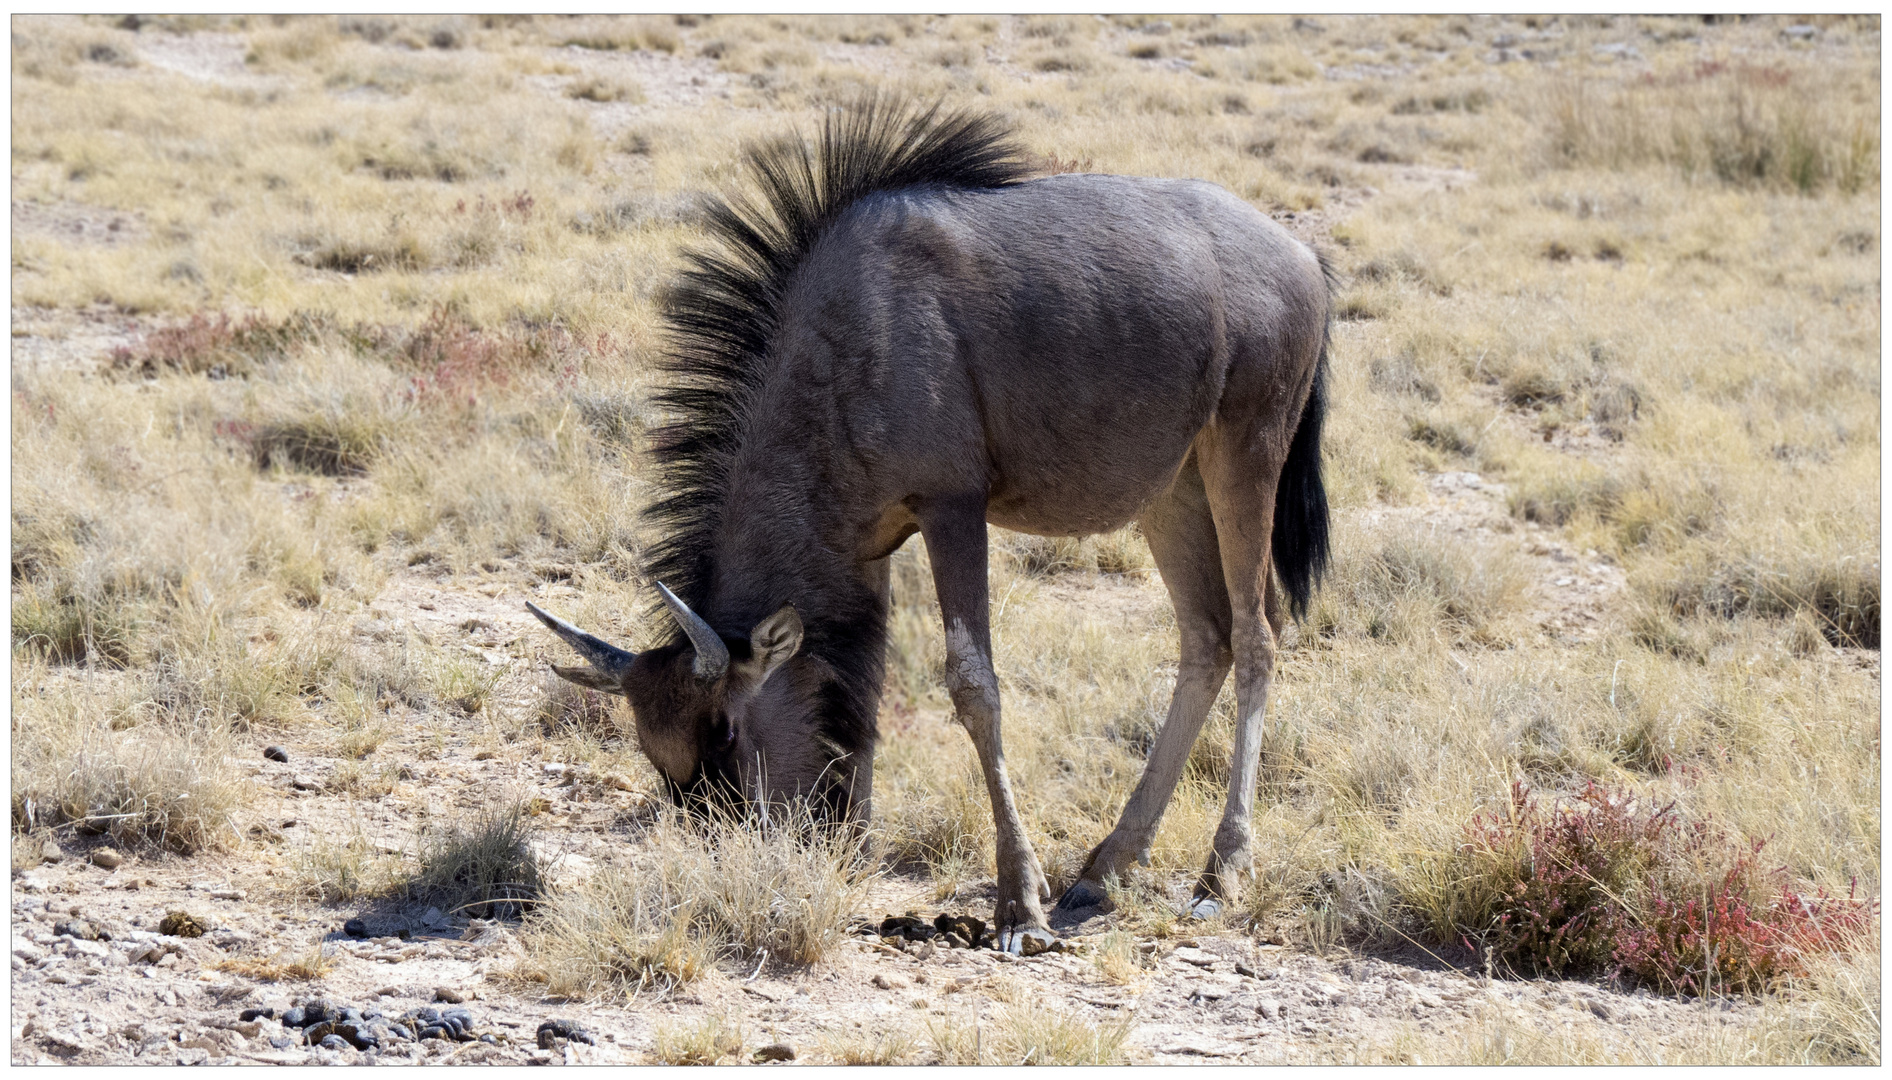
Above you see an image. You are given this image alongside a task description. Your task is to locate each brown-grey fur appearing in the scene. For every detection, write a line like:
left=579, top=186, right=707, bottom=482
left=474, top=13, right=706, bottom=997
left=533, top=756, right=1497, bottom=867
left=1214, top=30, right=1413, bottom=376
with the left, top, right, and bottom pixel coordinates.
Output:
left=528, top=98, right=1333, bottom=948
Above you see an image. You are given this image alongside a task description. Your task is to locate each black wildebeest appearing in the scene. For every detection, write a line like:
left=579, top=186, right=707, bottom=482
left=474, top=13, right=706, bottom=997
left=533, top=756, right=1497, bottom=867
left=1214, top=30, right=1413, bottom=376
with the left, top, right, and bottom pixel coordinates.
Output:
left=528, top=96, right=1331, bottom=951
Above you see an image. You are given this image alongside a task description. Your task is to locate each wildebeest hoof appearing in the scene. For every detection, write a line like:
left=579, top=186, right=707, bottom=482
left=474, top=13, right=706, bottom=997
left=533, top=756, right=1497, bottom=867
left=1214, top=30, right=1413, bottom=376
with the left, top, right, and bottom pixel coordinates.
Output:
left=997, top=925, right=1057, bottom=955
left=1054, top=878, right=1110, bottom=912
left=1184, top=895, right=1223, bottom=920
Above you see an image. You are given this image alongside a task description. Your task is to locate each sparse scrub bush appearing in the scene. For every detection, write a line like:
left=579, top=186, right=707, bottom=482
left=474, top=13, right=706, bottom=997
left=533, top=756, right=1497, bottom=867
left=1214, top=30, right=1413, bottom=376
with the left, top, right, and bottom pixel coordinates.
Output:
left=1542, top=61, right=1880, bottom=194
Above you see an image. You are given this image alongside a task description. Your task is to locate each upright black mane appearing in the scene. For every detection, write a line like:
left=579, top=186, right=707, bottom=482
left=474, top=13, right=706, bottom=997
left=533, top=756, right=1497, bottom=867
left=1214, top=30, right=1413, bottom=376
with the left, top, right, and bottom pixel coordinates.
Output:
left=642, top=95, right=1032, bottom=625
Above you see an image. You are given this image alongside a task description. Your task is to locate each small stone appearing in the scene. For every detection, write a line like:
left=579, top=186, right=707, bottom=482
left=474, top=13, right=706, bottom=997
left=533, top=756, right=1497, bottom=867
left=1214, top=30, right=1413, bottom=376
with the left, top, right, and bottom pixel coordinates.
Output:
left=158, top=911, right=207, bottom=938
left=318, top=1034, right=351, bottom=1052
left=752, top=1042, right=796, bottom=1063
left=872, top=973, right=905, bottom=990
left=291, top=776, right=319, bottom=791
left=280, top=1007, right=307, bottom=1029
left=239, top=1008, right=275, bottom=1023
left=944, top=932, right=970, bottom=949
left=422, top=907, right=444, bottom=927
left=419, top=1026, right=450, bottom=1042
left=211, top=889, right=245, bottom=901
left=263, top=746, right=290, bottom=763
left=53, top=919, right=99, bottom=941
left=1173, top=946, right=1217, bottom=968
left=343, top=919, right=369, bottom=939
left=433, top=987, right=465, bottom=1004
left=1257, top=999, right=1282, bottom=1020
left=40, top=841, right=64, bottom=863
left=89, top=848, right=124, bottom=870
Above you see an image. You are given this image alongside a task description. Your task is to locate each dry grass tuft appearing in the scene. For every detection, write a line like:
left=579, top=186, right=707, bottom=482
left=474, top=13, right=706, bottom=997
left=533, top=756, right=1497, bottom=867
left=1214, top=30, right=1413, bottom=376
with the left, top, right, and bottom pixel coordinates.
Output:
left=409, top=799, right=544, bottom=919
left=11, top=665, right=244, bottom=854
left=650, top=1014, right=746, bottom=1065
left=214, top=941, right=340, bottom=983
left=926, top=999, right=1139, bottom=1065
left=819, top=1027, right=921, bottom=1065
left=517, top=803, right=875, bottom=999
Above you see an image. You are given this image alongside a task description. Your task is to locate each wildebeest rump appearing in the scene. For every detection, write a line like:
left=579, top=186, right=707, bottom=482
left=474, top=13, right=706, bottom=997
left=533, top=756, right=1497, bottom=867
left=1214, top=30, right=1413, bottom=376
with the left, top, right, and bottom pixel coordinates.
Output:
left=527, top=96, right=1333, bottom=949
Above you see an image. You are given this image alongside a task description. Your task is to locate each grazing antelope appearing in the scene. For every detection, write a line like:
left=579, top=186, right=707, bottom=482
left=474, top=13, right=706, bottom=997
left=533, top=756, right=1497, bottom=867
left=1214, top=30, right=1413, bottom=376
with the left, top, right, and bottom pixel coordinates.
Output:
left=529, top=96, right=1332, bottom=951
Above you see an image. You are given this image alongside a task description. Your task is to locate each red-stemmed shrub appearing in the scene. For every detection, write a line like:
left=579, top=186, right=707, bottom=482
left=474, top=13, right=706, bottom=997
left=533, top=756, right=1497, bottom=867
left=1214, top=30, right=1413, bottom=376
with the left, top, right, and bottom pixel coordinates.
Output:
left=1457, top=781, right=1875, bottom=995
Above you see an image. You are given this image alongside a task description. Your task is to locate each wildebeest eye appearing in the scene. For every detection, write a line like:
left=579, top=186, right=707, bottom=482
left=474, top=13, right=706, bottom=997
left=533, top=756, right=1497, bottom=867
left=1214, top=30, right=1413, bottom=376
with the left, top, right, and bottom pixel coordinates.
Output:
left=714, top=713, right=736, bottom=751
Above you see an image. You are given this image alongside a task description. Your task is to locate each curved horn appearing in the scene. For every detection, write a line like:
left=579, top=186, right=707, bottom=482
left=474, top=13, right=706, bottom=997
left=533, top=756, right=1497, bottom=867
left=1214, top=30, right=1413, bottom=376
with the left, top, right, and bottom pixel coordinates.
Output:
left=655, top=581, right=730, bottom=682
left=525, top=602, right=636, bottom=693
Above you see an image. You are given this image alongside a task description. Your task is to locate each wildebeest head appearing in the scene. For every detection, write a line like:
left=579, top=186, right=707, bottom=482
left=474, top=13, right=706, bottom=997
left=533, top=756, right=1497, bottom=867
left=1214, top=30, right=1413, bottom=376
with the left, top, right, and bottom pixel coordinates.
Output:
left=525, top=588, right=834, bottom=814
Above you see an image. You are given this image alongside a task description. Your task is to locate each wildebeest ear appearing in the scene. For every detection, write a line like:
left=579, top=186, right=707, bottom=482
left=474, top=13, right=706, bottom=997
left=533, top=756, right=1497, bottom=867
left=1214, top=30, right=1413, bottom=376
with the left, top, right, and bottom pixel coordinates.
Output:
left=739, top=604, right=803, bottom=686
left=550, top=663, right=628, bottom=697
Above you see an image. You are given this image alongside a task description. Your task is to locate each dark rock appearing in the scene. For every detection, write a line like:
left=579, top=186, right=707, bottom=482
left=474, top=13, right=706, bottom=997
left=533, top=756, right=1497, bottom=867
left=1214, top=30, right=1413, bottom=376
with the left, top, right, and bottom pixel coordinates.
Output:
left=752, top=1042, right=796, bottom=1062
left=263, top=746, right=290, bottom=763
left=410, top=1007, right=441, bottom=1027
left=269, top=1036, right=296, bottom=1050
left=239, top=1008, right=276, bottom=1022
left=945, top=932, right=971, bottom=950
left=434, top=986, right=466, bottom=1004
left=362, top=1010, right=384, bottom=1023
left=318, top=1034, right=351, bottom=1052
left=342, top=919, right=369, bottom=938
left=480, top=1033, right=498, bottom=1045
left=387, top=1024, right=414, bottom=1042
left=339, top=1008, right=364, bottom=1025
left=419, top=1026, right=449, bottom=1041
left=280, top=1007, right=307, bottom=1029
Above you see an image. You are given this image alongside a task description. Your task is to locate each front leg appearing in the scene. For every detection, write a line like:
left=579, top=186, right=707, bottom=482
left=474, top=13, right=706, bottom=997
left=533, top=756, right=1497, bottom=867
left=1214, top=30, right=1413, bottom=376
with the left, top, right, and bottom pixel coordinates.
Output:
left=918, top=495, right=1053, bottom=952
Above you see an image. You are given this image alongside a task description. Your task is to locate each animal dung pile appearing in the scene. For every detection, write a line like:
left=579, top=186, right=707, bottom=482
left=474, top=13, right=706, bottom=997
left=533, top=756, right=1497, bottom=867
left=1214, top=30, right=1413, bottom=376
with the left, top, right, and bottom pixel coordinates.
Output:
left=243, top=999, right=502, bottom=1052
left=157, top=911, right=208, bottom=938
left=875, top=912, right=984, bottom=949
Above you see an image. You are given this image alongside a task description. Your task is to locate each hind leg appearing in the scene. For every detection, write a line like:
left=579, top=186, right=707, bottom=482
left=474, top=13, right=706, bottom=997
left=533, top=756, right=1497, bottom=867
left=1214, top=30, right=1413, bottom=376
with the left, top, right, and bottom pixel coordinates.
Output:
left=1183, top=430, right=1286, bottom=917
left=1058, top=458, right=1233, bottom=910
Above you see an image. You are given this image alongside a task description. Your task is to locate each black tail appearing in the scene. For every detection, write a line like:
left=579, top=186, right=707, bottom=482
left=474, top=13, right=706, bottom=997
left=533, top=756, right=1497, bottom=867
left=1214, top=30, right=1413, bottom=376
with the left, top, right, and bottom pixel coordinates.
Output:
left=1272, top=329, right=1332, bottom=621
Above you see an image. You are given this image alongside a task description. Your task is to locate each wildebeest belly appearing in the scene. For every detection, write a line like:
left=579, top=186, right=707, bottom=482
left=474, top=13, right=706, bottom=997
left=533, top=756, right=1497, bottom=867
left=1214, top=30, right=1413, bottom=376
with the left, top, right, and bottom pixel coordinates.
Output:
left=979, top=374, right=1209, bottom=537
